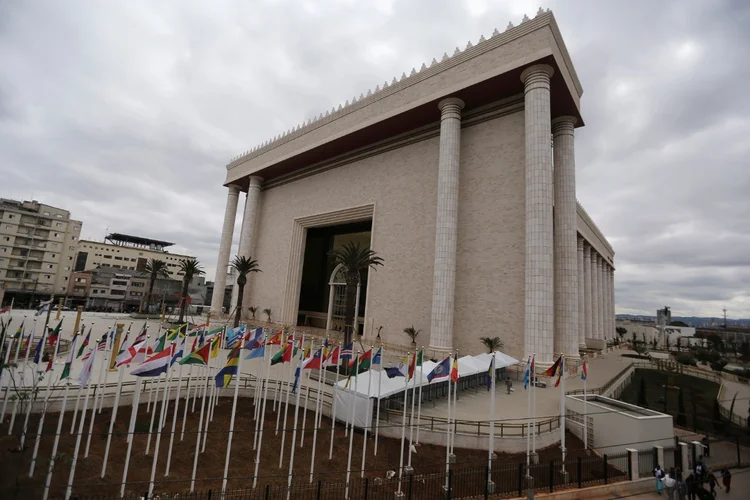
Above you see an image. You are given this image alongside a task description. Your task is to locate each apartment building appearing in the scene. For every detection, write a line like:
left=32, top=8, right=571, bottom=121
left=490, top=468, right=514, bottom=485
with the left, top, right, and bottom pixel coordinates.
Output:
left=74, top=233, right=195, bottom=281
left=0, top=199, right=83, bottom=305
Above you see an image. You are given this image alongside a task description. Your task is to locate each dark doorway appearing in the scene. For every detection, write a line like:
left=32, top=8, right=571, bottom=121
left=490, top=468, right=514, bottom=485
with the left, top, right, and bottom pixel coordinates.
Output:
left=297, top=220, right=372, bottom=329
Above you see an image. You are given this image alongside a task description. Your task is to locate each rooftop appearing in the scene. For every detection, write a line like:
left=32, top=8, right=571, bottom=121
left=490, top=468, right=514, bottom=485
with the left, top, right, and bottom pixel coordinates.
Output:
left=104, top=233, right=174, bottom=250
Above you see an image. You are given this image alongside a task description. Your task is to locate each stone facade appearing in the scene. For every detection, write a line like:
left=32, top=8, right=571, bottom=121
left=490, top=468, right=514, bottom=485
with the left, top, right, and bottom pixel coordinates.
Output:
left=213, top=10, right=616, bottom=362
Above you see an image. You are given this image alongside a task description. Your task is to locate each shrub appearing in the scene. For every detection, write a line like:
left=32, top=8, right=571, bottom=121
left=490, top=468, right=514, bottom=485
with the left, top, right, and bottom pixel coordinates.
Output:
left=676, top=353, right=697, bottom=366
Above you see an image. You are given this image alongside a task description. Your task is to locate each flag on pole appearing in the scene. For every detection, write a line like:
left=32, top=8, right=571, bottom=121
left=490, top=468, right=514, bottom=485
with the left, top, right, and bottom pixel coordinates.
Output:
left=426, top=357, right=450, bottom=382
left=271, top=343, right=294, bottom=365
left=33, top=334, right=45, bottom=364
left=0, top=305, right=10, bottom=314
left=167, top=324, right=187, bottom=341
left=450, top=358, right=459, bottom=382
left=61, top=336, right=78, bottom=380
left=47, top=320, right=63, bottom=346
left=117, top=339, right=147, bottom=367
left=349, top=348, right=372, bottom=369
left=210, top=336, right=221, bottom=358
left=580, top=359, right=588, bottom=381
left=13, top=321, right=24, bottom=339
left=292, top=355, right=303, bottom=393
left=153, top=332, right=167, bottom=353
left=408, top=350, right=422, bottom=380
left=171, top=337, right=186, bottom=366
left=523, top=356, right=532, bottom=389
left=373, top=347, right=382, bottom=365
left=180, top=342, right=211, bottom=365
left=79, top=347, right=96, bottom=386
left=340, top=343, right=353, bottom=360
left=302, top=348, right=323, bottom=370
left=267, top=330, right=283, bottom=345
left=554, top=356, right=564, bottom=388
left=35, top=300, right=52, bottom=317
left=543, top=355, right=562, bottom=378
left=95, top=336, right=107, bottom=351
left=245, top=344, right=265, bottom=360
left=77, top=328, right=91, bottom=358
left=215, top=344, right=241, bottom=388
left=385, top=357, right=409, bottom=378
left=486, top=359, right=494, bottom=390
left=323, top=346, right=340, bottom=367
left=344, top=355, right=358, bottom=389
left=131, top=344, right=175, bottom=377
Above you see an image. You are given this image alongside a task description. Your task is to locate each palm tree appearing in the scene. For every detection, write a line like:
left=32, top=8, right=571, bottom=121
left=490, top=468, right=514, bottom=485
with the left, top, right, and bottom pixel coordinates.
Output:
left=248, top=306, right=258, bottom=320
left=328, top=242, right=384, bottom=347
left=480, top=336, right=504, bottom=353
left=230, top=256, right=261, bottom=328
left=144, top=259, right=169, bottom=313
left=403, top=326, right=421, bottom=346
left=177, top=259, right=205, bottom=324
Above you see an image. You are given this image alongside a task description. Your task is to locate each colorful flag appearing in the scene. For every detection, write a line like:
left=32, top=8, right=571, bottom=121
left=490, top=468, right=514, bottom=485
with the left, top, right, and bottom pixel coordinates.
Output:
left=554, top=357, right=564, bottom=388
left=544, top=356, right=562, bottom=378
left=372, top=347, right=382, bottom=366
left=267, top=330, right=283, bottom=345
left=344, top=355, right=358, bottom=389
left=115, top=329, right=133, bottom=367
left=153, top=332, right=167, bottom=353
left=341, top=343, right=353, bottom=360
left=245, top=344, right=265, bottom=360
left=180, top=342, right=211, bottom=366
left=171, top=337, right=186, bottom=366
left=0, top=305, right=10, bottom=314
left=408, top=350, right=422, bottom=380
left=131, top=344, right=175, bottom=377
left=210, top=336, right=221, bottom=359
left=77, top=328, right=91, bottom=358
left=292, top=350, right=304, bottom=394
left=486, top=358, right=494, bottom=391
left=426, top=357, right=450, bottom=382
left=385, top=356, right=409, bottom=378
left=215, top=344, right=241, bottom=388
left=581, top=359, right=588, bottom=381
left=96, top=336, right=107, bottom=351
left=13, top=322, right=24, bottom=339
left=323, top=346, right=340, bottom=367
left=79, top=347, right=96, bottom=386
left=302, top=348, right=323, bottom=370
left=450, top=358, right=459, bottom=383
left=349, top=348, right=372, bottom=369
left=47, top=320, right=62, bottom=346
left=33, top=334, right=45, bottom=364
left=523, top=355, right=532, bottom=390
left=117, top=339, right=147, bottom=367
left=271, top=343, right=293, bottom=365
left=35, top=300, right=52, bottom=317
left=60, top=335, right=78, bottom=380
left=167, top=324, right=187, bottom=341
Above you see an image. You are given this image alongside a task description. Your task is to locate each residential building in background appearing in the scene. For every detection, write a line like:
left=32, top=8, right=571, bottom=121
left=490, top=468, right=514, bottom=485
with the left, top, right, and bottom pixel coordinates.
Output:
left=0, top=198, right=82, bottom=306
left=74, top=233, right=195, bottom=280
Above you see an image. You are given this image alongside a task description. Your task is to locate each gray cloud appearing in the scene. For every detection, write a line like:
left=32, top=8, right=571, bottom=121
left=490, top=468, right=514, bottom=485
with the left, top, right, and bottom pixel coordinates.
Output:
left=1, top=0, right=748, bottom=318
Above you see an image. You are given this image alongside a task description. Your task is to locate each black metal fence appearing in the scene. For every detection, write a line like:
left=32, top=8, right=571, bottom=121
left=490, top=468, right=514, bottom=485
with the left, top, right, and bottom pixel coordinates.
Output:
left=31, top=452, right=633, bottom=500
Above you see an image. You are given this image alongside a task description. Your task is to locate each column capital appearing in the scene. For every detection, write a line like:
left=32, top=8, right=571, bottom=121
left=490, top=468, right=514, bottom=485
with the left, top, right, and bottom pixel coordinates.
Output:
left=247, top=176, right=263, bottom=190
left=552, top=115, right=577, bottom=135
left=438, top=97, right=465, bottom=116
left=520, top=64, right=555, bottom=85
left=226, top=184, right=242, bottom=195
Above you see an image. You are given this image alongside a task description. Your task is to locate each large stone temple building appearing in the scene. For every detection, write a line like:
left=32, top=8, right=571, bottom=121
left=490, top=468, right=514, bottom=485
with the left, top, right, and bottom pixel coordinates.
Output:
left=211, top=10, right=615, bottom=365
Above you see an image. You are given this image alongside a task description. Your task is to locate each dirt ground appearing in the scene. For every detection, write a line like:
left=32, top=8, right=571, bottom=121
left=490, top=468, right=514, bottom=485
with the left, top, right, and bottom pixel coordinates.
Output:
left=0, top=396, right=587, bottom=498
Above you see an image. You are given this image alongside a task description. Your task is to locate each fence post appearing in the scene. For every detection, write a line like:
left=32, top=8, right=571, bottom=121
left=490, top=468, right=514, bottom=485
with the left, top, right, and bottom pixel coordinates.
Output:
left=577, top=457, right=582, bottom=488
left=549, top=460, right=554, bottom=493
left=627, top=448, right=639, bottom=480
left=517, top=462, right=524, bottom=497
left=603, top=455, right=609, bottom=485
left=484, top=464, right=489, bottom=500
left=316, top=480, right=322, bottom=500
left=207, top=489, right=212, bottom=500
left=265, top=484, right=270, bottom=500
left=408, top=473, right=413, bottom=500
left=654, top=445, right=664, bottom=471
left=448, top=469, right=453, bottom=500
left=679, top=442, right=689, bottom=472
left=364, top=477, right=369, bottom=500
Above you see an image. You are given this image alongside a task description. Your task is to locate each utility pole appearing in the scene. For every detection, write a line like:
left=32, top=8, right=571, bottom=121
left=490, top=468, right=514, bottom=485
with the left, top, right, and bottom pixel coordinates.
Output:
left=723, top=308, right=728, bottom=329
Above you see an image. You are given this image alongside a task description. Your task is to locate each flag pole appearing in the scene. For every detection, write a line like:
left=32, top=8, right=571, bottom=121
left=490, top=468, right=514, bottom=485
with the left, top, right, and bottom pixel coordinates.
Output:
left=181, top=365, right=193, bottom=441
left=275, top=333, right=289, bottom=435
left=29, top=322, right=66, bottom=477
left=201, top=337, right=218, bottom=453
left=444, top=352, right=453, bottom=492
left=120, top=376, right=142, bottom=497
left=300, top=344, right=312, bottom=447
left=101, top=322, right=132, bottom=476
left=19, top=319, right=50, bottom=450
left=221, top=331, right=245, bottom=495
left=374, top=345, right=383, bottom=456
left=190, top=363, right=209, bottom=492
left=532, top=353, right=537, bottom=454
left=85, top=332, right=113, bottom=457
left=64, top=347, right=96, bottom=500
left=42, top=379, right=69, bottom=500
left=451, top=349, right=458, bottom=456
left=1, top=315, right=25, bottom=422
left=286, top=344, right=306, bottom=500
left=279, top=333, right=302, bottom=468
left=145, top=371, right=164, bottom=455
left=415, top=349, right=425, bottom=446
left=344, top=352, right=360, bottom=500
left=69, top=322, right=91, bottom=434
left=9, top=318, right=37, bottom=435
left=560, top=355, right=567, bottom=476
left=361, top=345, right=374, bottom=477
left=488, top=354, right=496, bottom=486
left=253, top=331, right=269, bottom=450
left=526, top=354, right=533, bottom=473
left=328, top=342, right=342, bottom=460
left=398, top=352, right=411, bottom=496
left=309, top=341, right=326, bottom=482
left=407, top=347, right=420, bottom=469
left=165, top=340, right=186, bottom=476
left=147, top=342, right=175, bottom=498
left=94, top=321, right=116, bottom=414
left=252, top=331, right=273, bottom=489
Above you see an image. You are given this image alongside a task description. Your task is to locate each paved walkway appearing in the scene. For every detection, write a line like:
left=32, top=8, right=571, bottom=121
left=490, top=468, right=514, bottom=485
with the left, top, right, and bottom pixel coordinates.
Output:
left=621, top=468, right=749, bottom=500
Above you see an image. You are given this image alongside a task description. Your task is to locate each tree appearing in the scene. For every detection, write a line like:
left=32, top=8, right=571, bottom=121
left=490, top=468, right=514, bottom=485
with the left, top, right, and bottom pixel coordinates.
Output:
left=177, top=259, right=205, bottom=324
left=403, top=326, right=421, bottom=346
left=230, top=256, right=261, bottom=328
left=676, top=388, right=686, bottom=426
left=248, top=306, right=258, bottom=320
left=633, top=341, right=649, bottom=358
left=144, top=259, right=169, bottom=312
left=670, top=320, right=689, bottom=327
left=480, top=336, right=503, bottom=353
left=262, top=308, right=272, bottom=322
left=328, top=242, right=384, bottom=347
left=637, top=377, right=648, bottom=407
left=616, top=327, right=627, bottom=342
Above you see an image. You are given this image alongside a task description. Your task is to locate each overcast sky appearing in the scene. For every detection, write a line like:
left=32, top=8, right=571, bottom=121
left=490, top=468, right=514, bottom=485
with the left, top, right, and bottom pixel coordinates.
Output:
left=1, top=0, right=748, bottom=319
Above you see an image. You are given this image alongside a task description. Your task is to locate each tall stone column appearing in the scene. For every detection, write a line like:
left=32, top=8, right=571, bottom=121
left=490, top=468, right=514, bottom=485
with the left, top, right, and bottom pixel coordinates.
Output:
left=610, top=266, right=616, bottom=337
left=230, top=176, right=263, bottom=312
left=596, top=255, right=605, bottom=340
left=210, top=184, right=241, bottom=314
left=590, top=252, right=600, bottom=339
left=583, top=243, right=592, bottom=343
left=428, top=97, right=464, bottom=351
left=520, top=64, right=555, bottom=364
left=577, top=238, right=586, bottom=349
left=605, top=264, right=612, bottom=339
left=553, top=116, right=579, bottom=358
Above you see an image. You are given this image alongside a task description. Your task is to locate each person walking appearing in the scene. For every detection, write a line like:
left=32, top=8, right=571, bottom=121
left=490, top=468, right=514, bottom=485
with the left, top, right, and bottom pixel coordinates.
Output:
left=665, top=468, right=677, bottom=500
left=676, top=473, right=688, bottom=500
left=686, top=473, right=698, bottom=500
left=505, top=377, right=512, bottom=394
left=706, top=471, right=719, bottom=497
left=655, top=464, right=666, bottom=495
left=721, top=468, right=731, bottom=494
